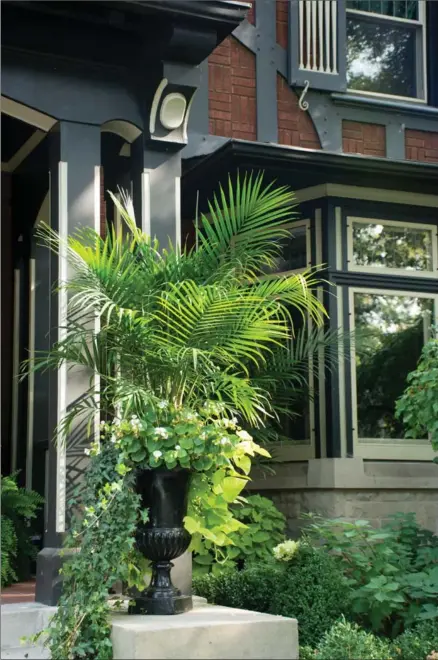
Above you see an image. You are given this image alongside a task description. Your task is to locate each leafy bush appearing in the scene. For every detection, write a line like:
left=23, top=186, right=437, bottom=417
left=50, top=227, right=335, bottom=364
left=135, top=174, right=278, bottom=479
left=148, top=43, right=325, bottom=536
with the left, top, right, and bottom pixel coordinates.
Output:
left=269, top=544, right=351, bottom=647
left=1, top=473, right=43, bottom=587
left=194, top=543, right=350, bottom=648
left=313, top=617, right=392, bottom=660
left=303, top=512, right=438, bottom=636
left=396, top=337, right=438, bottom=460
left=392, top=619, right=438, bottom=660
left=193, top=563, right=284, bottom=613
left=193, top=494, right=286, bottom=575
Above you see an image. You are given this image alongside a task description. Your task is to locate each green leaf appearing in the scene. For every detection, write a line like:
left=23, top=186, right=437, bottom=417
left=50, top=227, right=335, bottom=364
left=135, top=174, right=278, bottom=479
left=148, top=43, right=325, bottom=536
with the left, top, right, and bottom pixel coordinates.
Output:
left=222, top=476, right=247, bottom=503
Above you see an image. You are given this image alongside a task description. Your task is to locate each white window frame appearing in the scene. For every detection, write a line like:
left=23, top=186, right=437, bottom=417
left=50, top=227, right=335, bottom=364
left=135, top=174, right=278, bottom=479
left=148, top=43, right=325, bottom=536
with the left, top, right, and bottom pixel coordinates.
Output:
left=347, top=217, right=438, bottom=278
left=346, top=2, right=427, bottom=103
left=349, top=286, right=438, bottom=461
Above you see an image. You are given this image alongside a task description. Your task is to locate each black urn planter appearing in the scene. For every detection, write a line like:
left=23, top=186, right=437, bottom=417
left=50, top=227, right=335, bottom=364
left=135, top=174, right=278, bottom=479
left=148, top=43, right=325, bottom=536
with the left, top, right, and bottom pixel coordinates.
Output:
left=128, top=467, right=193, bottom=615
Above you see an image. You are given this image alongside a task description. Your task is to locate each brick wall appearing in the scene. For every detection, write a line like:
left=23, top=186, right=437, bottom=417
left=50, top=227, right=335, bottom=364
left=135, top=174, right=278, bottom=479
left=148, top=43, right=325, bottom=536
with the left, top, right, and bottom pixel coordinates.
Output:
left=405, top=129, right=438, bottom=163
left=208, top=37, right=256, bottom=140
left=277, top=75, right=321, bottom=149
left=276, top=0, right=288, bottom=48
left=342, top=120, right=386, bottom=157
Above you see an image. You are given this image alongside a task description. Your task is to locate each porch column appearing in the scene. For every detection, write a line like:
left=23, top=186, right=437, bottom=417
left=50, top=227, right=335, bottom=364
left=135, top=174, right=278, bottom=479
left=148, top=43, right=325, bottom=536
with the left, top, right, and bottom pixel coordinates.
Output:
left=35, top=121, right=101, bottom=605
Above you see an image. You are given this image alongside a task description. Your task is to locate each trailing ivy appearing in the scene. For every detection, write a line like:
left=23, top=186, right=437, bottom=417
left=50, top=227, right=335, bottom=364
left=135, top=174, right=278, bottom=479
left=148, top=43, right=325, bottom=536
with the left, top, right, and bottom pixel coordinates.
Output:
left=31, top=443, right=143, bottom=660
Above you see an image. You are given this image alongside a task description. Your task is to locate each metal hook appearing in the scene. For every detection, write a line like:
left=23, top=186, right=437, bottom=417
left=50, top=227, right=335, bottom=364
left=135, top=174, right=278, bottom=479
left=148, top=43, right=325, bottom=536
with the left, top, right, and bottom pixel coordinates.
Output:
left=298, top=81, right=310, bottom=111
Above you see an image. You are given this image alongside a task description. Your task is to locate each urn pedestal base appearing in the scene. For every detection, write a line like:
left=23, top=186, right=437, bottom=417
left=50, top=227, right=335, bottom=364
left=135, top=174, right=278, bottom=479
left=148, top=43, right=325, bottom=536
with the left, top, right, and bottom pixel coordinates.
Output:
left=128, top=593, right=193, bottom=616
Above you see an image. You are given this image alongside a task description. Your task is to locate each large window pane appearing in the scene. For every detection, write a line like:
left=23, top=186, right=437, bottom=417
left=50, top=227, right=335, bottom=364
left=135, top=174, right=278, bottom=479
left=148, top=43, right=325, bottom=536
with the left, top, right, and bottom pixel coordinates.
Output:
left=352, top=221, right=434, bottom=273
left=353, top=292, right=434, bottom=441
left=347, top=16, right=416, bottom=97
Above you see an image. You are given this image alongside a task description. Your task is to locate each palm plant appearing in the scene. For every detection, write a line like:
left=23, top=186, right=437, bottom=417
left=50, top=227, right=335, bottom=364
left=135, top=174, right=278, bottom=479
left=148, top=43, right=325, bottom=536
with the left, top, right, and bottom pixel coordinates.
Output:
left=29, top=172, right=330, bottom=441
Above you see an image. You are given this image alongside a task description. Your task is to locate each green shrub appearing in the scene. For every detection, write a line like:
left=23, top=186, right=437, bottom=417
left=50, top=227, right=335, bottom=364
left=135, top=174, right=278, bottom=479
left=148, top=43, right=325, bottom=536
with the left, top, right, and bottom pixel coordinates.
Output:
left=303, top=512, right=438, bottom=636
left=193, top=494, right=285, bottom=575
left=392, top=620, right=438, bottom=660
left=193, top=563, right=284, bottom=613
left=269, top=544, right=351, bottom=647
left=1, top=473, right=43, bottom=587
left=314, top=617, right=392, bottom=660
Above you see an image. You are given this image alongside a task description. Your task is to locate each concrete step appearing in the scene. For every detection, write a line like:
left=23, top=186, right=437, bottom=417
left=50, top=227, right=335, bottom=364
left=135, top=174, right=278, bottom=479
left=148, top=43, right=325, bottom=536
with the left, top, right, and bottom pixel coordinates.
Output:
left=1, top=603, right=55, bottom=654
left=1, top=645, right=50, bottom=659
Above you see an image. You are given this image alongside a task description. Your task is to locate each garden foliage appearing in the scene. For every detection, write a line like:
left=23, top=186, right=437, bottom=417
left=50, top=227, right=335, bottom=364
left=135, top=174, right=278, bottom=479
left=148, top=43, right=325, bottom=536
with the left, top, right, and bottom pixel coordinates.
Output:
left=1, top=473, right=43, bottom=587
left=303, top=512, right=438, bottom=636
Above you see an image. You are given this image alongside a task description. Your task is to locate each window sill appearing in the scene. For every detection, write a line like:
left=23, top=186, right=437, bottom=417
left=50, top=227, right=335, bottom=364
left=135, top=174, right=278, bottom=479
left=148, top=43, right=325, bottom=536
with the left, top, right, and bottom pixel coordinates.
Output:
left=331, top=92, right=438, bottom=118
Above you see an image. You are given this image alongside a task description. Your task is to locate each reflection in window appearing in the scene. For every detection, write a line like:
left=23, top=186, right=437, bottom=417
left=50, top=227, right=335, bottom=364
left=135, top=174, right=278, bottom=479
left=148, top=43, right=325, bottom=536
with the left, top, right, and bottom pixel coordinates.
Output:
left=347, top=1, right=418, bottom=20
left=352, top=221, right=434, bottom=272
left=347, top=16, right=416, bottom=97
left=354, top=292, right=433, bottom=441
left=263, top=225, right=308, bottom=275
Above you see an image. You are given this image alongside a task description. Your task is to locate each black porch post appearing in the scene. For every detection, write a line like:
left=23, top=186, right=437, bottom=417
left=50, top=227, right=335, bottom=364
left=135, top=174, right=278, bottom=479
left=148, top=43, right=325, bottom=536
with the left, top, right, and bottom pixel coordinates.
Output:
left=36, top=121, right=101, bottom=605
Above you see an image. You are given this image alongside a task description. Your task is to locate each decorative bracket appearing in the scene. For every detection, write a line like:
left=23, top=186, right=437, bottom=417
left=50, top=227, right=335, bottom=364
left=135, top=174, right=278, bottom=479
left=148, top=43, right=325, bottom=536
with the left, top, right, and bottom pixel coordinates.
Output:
left=298, top=81, right=310, bottom=112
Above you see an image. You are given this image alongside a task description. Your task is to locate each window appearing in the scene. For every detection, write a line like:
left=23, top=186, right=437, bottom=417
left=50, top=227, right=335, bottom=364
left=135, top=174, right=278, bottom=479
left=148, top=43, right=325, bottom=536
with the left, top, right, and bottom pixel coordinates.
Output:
left=346, top=0, right=427, bottom=100
left=347, top=218, right=438, bottom=277
left=261, top=222, right=310, bottom=276
left=350, top=288, right=437, bottom=460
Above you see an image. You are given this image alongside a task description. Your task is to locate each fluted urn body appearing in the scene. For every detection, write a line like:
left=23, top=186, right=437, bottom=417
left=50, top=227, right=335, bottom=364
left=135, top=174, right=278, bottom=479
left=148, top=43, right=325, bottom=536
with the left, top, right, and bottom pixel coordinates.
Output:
left=128, top=468, right=192, bottom=615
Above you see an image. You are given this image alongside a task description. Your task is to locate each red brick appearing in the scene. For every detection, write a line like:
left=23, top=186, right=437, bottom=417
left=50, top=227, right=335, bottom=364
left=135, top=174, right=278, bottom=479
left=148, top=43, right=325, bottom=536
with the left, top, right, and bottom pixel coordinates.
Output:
left=247, top=2, right=255, bottom=24
left=209, top=36, right=257, bottom=140
left=342, top=120, right=386, bottom=157
left=277, top=74, right=321, bottom=149
left=276, top=0, right=288, bottom=48
left=405, top=129, right=438, bottom=162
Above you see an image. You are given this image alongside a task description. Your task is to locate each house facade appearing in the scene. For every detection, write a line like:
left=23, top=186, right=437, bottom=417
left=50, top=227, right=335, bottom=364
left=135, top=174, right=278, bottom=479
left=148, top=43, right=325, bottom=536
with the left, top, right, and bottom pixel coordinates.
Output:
left=1, top=0, right=437, bottom=605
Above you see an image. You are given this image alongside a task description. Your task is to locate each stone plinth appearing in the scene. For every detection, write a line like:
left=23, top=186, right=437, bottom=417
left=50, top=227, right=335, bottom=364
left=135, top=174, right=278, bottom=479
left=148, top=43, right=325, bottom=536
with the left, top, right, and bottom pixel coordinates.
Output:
left=111, top=604, right=298, bottom=660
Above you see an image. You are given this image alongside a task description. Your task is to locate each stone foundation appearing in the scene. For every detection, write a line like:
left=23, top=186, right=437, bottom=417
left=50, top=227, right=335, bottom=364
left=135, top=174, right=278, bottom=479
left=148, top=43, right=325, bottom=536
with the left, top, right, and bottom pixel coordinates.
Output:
left=249, top=458, right=438, bottom=536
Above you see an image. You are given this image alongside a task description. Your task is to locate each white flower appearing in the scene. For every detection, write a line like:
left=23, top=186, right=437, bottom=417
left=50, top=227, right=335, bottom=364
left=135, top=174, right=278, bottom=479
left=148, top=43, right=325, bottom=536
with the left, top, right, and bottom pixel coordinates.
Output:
left=273, top=540, right=300, bottom=562
left=220, top=437, right=230, bottom=446
left=100, top=421, right=106, bottom=428
left=110, top=434, right=117, bottom=444
left=113, top=418, right=121, bottom=427
left=84, top=448, right=91, bottom=456
left=130, top=415, right=139, bottom=421
left=153, top=450, right=163, bottom=459
left=236, top=430, right=252, bottom=442
left=157, top=400, right=168, bottom=410
left=175, top=445, right=181, bottom=451
left=154, top=427, right=168, bottom=439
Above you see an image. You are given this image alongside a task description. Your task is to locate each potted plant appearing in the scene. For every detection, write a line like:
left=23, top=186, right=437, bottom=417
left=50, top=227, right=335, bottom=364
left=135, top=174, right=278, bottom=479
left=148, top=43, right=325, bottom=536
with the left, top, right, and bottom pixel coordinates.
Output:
left=32, top=173, right=328, bottom=618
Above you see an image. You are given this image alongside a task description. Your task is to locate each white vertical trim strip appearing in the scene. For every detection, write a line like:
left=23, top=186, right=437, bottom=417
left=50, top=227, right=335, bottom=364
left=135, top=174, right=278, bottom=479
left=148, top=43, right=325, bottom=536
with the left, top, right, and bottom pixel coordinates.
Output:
left=141, top=170, right=151, bottom=236
left=325, top=1, right=331, bottom=72
left=331, top=0, right=337, bottom=74
left=335, top=207, right=342, bottom=270
left=26, top=259, right=36, bottom=490
left=312, top=0, right=317, bottom=71
left=337, top=286, right=347, bottom=457
left=299, top=1, right=304, bottom=69
left=318, top=1, right=324, bottom=71
left=175, top=176, right=181, bottom=249
left=306, top=1, right=311, bottom=70
left=11, top=268, right=21, bottom=473
left=56, top=161, right=68, bottom=534
left=93, top=166, right=101, bottom=446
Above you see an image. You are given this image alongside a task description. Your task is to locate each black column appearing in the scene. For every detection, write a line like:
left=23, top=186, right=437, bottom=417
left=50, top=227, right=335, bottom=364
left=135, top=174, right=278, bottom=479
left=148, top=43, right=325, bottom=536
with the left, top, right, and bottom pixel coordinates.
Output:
left=36, top=121, right=101, bottom=605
